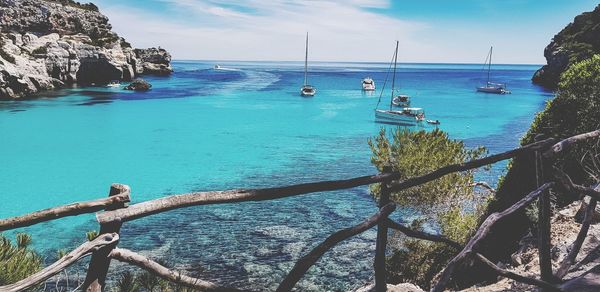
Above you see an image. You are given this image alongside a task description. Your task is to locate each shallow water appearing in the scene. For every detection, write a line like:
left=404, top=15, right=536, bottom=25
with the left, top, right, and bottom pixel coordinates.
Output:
left=0, top=61, right=552, bottom=291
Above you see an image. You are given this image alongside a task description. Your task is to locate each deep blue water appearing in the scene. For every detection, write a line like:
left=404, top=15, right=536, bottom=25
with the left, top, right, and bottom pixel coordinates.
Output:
left=0, top=61, right=553, bottom=291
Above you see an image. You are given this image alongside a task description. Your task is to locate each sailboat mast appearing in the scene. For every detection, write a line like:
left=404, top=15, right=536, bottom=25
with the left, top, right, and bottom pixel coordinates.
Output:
left=487, top=46, right=493, bottom=85
left=389, top=40, right=399, bottom=110
left=304, top=32, right=309, bottom=86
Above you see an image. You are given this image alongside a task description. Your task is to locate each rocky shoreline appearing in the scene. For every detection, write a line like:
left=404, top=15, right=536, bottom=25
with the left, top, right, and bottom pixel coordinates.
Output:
left=0, top=0, right=172, bottom=100
left=532, top=4, right=600, bottom=89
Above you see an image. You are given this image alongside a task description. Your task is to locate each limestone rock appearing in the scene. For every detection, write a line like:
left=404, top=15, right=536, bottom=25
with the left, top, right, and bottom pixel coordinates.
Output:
left=532, top=4, right=600, bottom=88
left=124, top=78, right=151, bottom=91
left=354, top=283, right=425, bottom=292
left=134, top=47, right=173, bottom=75
left=0, top=0, right=172, bottom=100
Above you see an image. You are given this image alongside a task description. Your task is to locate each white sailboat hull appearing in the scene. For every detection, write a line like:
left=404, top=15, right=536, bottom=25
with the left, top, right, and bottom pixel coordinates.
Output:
left=375, top=109, right=424, bottom=125
left=362, top=84, right=375, bottom=91
left=301, top=85, right=316, bottom=96
left=476, top=86, right=510, bottom=94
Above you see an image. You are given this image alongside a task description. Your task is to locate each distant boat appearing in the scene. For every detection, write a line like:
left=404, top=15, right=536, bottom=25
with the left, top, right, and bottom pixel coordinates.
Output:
left=106, top=80, right=120, bottom=87
left=374, top=41, right=425, bottom=125
left=476, top=46, right=511, bottom=94
left=362, top=77, right=375, bottom=91
left=392, top=94, right=410, bottom=107
left=300, top=32, right=316, bottom=97
left=214, top=64, right=222, bottom=70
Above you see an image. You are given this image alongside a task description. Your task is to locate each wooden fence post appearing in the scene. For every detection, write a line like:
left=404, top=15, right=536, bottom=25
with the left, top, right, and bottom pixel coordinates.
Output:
left=535, top=135, right=553, bottom=284
left=374, top=171, right=391, bottom=292
left=82, top=183, right=130, bottom=292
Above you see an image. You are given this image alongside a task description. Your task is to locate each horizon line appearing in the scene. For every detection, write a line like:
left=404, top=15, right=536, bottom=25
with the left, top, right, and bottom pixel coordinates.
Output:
left=171, top=59, right=544, bottom=66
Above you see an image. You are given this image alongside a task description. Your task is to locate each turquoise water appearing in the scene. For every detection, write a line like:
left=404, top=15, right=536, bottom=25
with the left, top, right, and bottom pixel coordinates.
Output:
left=0, top=61, right=552, bottom=291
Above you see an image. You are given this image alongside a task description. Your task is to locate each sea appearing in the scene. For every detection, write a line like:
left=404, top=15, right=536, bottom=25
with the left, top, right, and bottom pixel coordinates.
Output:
left=0, top=61, right=553, bottom=291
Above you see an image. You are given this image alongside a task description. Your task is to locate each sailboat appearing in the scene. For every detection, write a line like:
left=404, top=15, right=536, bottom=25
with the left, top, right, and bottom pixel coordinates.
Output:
left=476, top=46, right=511, bottom=94
left=375, top=41, right=425, bottom=125
left=300, top=32, right=316, bottom=97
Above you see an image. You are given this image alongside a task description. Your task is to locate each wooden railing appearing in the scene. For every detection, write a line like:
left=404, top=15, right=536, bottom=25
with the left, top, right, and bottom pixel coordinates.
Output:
left=0, top=129, right=598, bottom=292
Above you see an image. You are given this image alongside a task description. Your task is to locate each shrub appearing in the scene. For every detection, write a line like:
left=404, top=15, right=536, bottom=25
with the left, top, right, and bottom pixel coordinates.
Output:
left=485, top=54, right=600, bottom=272
left=0, top=233, right=42, bottom=285
left=368, top=128, right=489, bottom=289
left=32, top=46, right=48, bottom=55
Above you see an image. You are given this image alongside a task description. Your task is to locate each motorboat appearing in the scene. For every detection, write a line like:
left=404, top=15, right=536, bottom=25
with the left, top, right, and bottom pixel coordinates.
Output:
left=392, top=94, right=410, bottom=107
left=106, top=80, right=120, bottom=87
left=362, top=77, right=375, bottom=91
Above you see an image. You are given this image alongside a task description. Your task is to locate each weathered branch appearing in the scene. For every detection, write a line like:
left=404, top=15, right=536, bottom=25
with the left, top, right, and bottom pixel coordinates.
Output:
left=0, top=233, right=119, bottom=292
left=97, top=173, right=400, bottom=224
left=276, top=203, right=397, bottom=292
left=388, top=138, right=556, bottom=193
left=554, top=168, right=600, bottom=201
left=471, top=181, right=496, bottom=193
left=0, top=193, right=130, bottom=232
left=555, top=184, right=600, bottom=279
left=386, top=219, right=462, bottom=250
left=473, top=252, right=560, bottom=291
left=110, top=248, right=240, bottom=292
left=543, top=129, right=600, bottom=159
left=431, top=183, right=553, bottom=292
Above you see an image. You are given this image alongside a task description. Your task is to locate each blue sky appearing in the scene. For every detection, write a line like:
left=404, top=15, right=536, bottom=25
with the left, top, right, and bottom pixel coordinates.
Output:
left=94, top=0, right=599, bottom=64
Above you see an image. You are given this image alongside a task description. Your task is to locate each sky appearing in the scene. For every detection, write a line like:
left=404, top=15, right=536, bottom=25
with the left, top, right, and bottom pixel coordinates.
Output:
left=93, top=0, right=599, bottom=64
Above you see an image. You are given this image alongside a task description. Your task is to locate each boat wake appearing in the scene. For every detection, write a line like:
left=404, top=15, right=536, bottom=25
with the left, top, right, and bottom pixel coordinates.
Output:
left=213, top=66, right=240, bottom=71
left=227, top=70, right=280, bottom=91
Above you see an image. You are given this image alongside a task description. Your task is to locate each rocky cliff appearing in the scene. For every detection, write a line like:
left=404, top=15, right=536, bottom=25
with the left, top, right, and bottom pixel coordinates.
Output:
left=0, top=0, right=172, bottom=100
left=532, top=4, right=600, bottom=89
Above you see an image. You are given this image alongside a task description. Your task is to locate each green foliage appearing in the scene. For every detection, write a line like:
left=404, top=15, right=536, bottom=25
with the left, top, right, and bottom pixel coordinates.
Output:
left=498, top=55, right=600, bottom=209
left=0, top=233, right=42, bottom=286
left=368, top=128, right=489, bottom=289
left=111, top=268, right=198, bottom=292
left=490, top=54, right=600, bottom=266
left=56, top=249, right=67, bottom=260
left=368, top=128, right=486, bottom=212
left=120, top=37, right=132, bottom=49
left=113, top=271, right=140, bottom=292
left=31, top=46, right=48, bottom=55
left=86, top=230, right=99, bottom=241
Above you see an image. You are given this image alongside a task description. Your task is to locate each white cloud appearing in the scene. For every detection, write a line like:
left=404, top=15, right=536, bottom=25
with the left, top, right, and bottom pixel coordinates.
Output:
left=97, top=0, right=544, bottom=63
left=98, top=0, right=435, bottom=62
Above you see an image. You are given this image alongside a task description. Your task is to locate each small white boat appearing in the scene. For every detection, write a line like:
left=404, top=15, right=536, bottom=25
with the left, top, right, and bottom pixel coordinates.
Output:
left=214, top=64, right=221, bottom=69
left=427, top=119, right=441, bottom=125
left=375, top=108, right=425, bottom=125
left=362, top=77, right=375, bottom=91
left=300, top=32, right=316, bottom=97
left=301, top=84, right=316, bottom=96
left=392, top=94, right=410, bottom=107
left=476, top=46, right=511, bottom=94
left=106, top=80, right=120, bottom=87
left=374, top=41, right=425, bottom=126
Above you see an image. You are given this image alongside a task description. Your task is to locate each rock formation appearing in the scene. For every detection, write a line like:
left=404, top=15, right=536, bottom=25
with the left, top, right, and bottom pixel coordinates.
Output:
left=0, top=0, right=173, bottom=100
left=461, top=201, right=600, bottom=291
left=124, top=78, right=151, bottom=91
left=532, top=4, right=600, bottom=89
